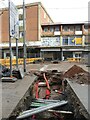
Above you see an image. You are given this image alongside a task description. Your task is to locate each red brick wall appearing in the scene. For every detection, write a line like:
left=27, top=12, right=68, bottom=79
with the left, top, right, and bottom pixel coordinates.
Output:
left=40, top=6, right=52, bottom=24
left=26, top=5, right=38, bottom=41
left=1, top=3, right=53, bottom=43
left=40, top=6, right=53, bottom=36
left=1, top=10, right=9, bottom=43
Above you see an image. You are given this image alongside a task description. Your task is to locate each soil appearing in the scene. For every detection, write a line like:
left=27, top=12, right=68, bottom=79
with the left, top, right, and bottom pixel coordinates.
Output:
left=71, top=72, right=90, bottom=84
left=63, top=65, right=90, bottom=84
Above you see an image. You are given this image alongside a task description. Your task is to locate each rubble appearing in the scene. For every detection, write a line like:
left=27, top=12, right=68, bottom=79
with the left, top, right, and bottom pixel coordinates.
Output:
left=71, top=72, right=90, bottom=84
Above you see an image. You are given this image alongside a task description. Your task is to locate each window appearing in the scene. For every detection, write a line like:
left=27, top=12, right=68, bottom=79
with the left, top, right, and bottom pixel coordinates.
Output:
left=44, top=27, right=48, bottom=32
left=19, top=14, right=23, bottom=20
left=63, top=36, right=68, bottom=45
left=68, top=36, right=75, bottom=45
left=18, top=8, right=23, bottom=15
left=75, top=36, right=82, bottom=45
left=75, top=53, right=81, bottom=58
left=6, top=53, right=10, bottom=58
left=75, top=25, right=82, bottom=31
left=84, top=25, right=88, bottom=31
left=75, top=54, right=78, bottom=57
left=69, top=26, right=74, bottom=31
left=63, top=26, right=68, bottom=31
left=49, top=27, right=54, bottom=32
left=19, top=20, right=23, bottom=26
left=55, top=26, right=59, bottom=31
left=19, top=32, right=23, bottom=38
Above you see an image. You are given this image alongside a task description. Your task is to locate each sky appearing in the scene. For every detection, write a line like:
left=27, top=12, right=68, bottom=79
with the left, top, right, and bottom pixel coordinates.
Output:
left=0, top=0, right=90, bottom=23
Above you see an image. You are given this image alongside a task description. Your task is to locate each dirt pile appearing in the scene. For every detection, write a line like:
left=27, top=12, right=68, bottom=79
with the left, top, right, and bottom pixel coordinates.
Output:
left=63, top=65, right=90, bottom=84
left=72, top=72, right=90, bottom=84
left=64, top=65, right=87, bottom=78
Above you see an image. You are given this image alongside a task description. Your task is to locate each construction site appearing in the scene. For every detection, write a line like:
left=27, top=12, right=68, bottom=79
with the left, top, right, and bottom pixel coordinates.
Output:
left=0, top=1, right=90, bottom=120
left=1, top=61, right=90, bottom=120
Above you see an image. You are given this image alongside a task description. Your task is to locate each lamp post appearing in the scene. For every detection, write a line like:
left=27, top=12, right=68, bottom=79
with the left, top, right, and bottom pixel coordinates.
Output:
left=16, top=38, right=18, bottom=69
left=23, top=0, right=26, bottom=72
left=8, top=0, right=12, bottom=77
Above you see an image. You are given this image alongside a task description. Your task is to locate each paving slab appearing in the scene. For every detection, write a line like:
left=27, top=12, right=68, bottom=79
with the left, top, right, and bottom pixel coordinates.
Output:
left=2, top=74, right=37, bottom=119
left=68, top=80, right=90, bottom=117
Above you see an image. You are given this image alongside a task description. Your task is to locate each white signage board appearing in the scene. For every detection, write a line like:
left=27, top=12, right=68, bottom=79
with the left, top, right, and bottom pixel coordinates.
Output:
left=10, top=1, right=19, bottom=39
left=41, top=37, right=60, bottom=47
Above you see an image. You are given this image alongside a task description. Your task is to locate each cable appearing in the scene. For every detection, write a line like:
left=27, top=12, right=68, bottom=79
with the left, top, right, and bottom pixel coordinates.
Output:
left=43, top=73, right=50, bottom=90
left=35, top=81, right=39, bottom=99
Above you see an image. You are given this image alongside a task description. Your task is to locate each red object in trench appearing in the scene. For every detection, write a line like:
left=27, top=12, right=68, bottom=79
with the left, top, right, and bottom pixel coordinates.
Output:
left=43, top=73, right=51, bottom=99
left=43, top=73, right=50, bottom=90
left=35, top=82, right=39, bottom=99
left=45, top=88, right=51, bottom=99
left=35, top=73, right=51, bottom=99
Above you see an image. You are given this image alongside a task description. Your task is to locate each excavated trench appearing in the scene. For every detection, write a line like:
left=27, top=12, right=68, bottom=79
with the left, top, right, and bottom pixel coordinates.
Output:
left=7, top=65, right=89, bottom=120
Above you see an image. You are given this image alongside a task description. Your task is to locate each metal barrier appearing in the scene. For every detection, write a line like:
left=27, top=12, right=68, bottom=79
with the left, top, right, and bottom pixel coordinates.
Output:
left=67, top=58, right=81, bottom=62
left=0, top=58, right=42, bottom=66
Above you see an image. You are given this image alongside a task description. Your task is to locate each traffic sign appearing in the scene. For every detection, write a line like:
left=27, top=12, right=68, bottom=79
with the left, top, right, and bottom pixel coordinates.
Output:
left=10, top=0, right=19, bottom=39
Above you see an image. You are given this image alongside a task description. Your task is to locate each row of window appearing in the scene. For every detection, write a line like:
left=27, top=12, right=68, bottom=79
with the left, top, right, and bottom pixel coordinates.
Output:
left=63, top=36, right=82, bottom=45
left=18, top=8, right=89, bottom=32
left=43, top=25, right=88, bottom=32
left=41, top=36, right=88, bottom=46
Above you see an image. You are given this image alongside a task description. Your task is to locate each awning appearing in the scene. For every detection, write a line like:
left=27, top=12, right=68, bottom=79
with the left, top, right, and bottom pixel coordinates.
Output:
left=41, top=48, right=61, bottom=52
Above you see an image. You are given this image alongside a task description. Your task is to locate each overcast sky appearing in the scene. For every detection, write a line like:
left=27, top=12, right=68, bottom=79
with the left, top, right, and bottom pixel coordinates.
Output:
left=0, top=0, right=90, bottom=22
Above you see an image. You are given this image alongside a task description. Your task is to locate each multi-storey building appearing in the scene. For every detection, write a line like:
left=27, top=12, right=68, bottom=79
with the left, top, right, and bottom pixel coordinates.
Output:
left=0, top=2, right=53, bottom=59
left=41, top=22, right=89, bottom=61
left=0, top=2, right=90, bottom=61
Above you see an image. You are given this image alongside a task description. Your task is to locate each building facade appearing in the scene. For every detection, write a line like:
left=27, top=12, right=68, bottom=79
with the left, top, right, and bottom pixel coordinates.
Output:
left=0, top=2, right=90, bottom=62
left=41, top=23, right=89, bottom=61
left=0, top=2, right=53, bottom=59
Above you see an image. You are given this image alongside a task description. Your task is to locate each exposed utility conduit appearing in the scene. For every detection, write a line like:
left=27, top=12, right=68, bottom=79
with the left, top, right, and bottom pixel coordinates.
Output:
left=48, top=109, right=73, bottom=114
left=43, top=73, right=51, bottom=99
left=35, top=81, right=39, bottom=99
left=43, top=73, right=50, bottom=90
left=17, top=101, right=68, bottom=119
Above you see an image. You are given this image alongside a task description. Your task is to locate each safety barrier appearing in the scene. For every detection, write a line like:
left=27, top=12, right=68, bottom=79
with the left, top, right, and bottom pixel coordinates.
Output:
left=0, top=59, right=5, bottom=65
left=0, top=58, right=42, bottom=66
left=67, top=58, right=81, bottom=62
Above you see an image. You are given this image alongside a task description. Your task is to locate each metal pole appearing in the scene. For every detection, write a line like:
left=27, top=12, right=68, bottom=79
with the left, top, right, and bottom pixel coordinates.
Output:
left=8, top=0, right=12, bottom=77
left=16, top=38, right=18, bottom=69
left=17, top=101, right=68, bottom=119
left=61, top=49, right=63, bottom=61
left=23, top=0, right=26, bottom=72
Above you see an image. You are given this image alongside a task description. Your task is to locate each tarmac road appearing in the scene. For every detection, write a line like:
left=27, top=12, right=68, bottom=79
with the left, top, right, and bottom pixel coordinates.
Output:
left=26, top=61, right=88, bottom=73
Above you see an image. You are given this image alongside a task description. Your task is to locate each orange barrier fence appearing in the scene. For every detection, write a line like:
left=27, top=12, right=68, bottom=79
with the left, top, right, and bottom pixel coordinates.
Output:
left=67, top=58, right=81, bottom=62
left=0, top=58, right=42, bottom=66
